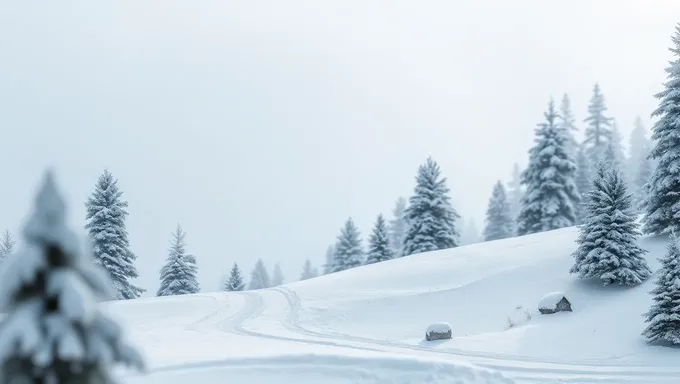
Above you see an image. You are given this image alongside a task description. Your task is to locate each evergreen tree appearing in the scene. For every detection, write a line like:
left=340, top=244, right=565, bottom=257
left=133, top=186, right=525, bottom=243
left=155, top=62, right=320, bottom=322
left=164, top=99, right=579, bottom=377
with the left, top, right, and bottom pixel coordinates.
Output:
left=331, top=217, right=364, bottom=272
left=642, top=233, right=680, bottom=345
left=248, top=259, right=270, bottom=290
left=0, top=171, right=144, bottom=383
left=559, top=93, right=579, bottom=156
left=322, top=244, right=335, bottom=275
left=388, top=197, right=408, bottom=257
left=365, top=214, right=394, bottom=265
left=633, top=142, right=654, bottom=210
left=642, top=25, right=680, bottom=235
left=604, top=120, right=627, bottom=169
left=85, top=169, right=144, bottom=299
left=483, top=181, right=514, bottom=241
left=583, top=83, right=614, bottom=165
left=225, top=263, right=245, bottom=291
left=271, top=263, right=284, bottom=286
left=402, top=157, right=460, bottom=256
left=157, top=225, right=200, bottom=296
left=574, top=144, right=592, bottom=224
left=569, top=163, right=651, bottom=286
left=299, top=259, right=318, bottom=280
left=507, top=163, right=524, bottom=224
left=628, top=116, right=651, bottom=185
left=0, top=230, right=15, bottom=263
left=517, top=99, right=580, bottom=235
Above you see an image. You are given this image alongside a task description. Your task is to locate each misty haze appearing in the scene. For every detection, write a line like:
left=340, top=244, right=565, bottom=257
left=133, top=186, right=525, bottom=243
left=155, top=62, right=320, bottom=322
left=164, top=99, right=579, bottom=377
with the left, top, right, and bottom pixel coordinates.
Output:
left=0, top=1, right=680, bottom=383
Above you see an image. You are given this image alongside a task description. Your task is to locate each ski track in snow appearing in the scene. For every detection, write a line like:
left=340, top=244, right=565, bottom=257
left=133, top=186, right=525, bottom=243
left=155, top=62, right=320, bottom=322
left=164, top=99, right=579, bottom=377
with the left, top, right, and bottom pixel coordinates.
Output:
left=158, top=287, right=680, bottom=384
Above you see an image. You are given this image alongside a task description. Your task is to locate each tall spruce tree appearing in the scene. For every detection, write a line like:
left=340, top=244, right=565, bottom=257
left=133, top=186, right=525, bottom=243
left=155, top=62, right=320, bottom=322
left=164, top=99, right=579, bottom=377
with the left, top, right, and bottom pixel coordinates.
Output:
left=574, top=144, right=592, bottom=224
left=628, top=117, right=651, bottom=185
left=402, top=157, right=460, bottom=255
left=517, top=99, right=580, bottom=235
left=507, top=163, right=524, bottom=224
left=483, top=181, right=515, bottom=241
left=642, top=24, right=680, bottom=236
left=271, top=263, right=285, bottom=286
left=633, top=143, right=654, bottom=210
left=157, top=225, right=199, bottom=296
left=642, top=233, right=680, bottom=345
left=388, top=197, right=408, bottom=257
left=0, top=171, right=144, bottom=383
left=365, top=214, right=394, bottom=265
left=322, top=244, right=335, bottom=275
left=583, top=83, right=614, bottom=165
left=299, top=259, right=318, bottom=280
left=0, top=230, right=15, bottom=263
left=559, top=93, right=579, bottom=156
left=248, top=259, right=270, bottom=290
left=569, top=163, right=651, bottom=286
left=85, top=170, right=144, bottom=299
left=225, top=263, right=245, bottom=291
left=331, top=217, right=364, bottom=272
left=605, top=120, right=627, bottom=169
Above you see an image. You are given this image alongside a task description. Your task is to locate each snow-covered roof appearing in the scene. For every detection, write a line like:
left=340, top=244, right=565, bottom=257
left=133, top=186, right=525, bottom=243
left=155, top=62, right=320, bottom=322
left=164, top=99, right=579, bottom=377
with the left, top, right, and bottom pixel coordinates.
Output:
left=426, top=322, right=452, bottom=333
left=538, top=291, right=568, bottom=309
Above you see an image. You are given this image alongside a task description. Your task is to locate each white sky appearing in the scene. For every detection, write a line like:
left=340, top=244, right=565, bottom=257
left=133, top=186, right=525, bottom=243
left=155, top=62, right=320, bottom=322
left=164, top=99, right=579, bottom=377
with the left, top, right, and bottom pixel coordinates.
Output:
left=0, top=0, right=678, bottom=294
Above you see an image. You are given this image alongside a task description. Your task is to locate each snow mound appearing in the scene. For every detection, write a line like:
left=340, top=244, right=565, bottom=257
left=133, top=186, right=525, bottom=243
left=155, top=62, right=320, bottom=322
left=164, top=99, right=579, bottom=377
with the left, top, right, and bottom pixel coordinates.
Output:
left=125, top=354, right=516, bottom=384
left=537, top=291, right=567, bottom=310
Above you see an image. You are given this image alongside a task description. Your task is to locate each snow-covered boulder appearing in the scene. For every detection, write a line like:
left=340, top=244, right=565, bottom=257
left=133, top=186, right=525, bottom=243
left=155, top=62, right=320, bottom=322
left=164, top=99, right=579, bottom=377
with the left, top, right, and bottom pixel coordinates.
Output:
left=425, top=322, right=452, bottom=341
left=538, top=291, right=572, bottom=314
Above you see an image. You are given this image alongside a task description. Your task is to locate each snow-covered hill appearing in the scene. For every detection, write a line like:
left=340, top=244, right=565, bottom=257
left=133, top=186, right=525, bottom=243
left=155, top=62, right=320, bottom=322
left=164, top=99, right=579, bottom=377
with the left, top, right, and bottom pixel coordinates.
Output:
left=114, top=227, right=680, bottom=383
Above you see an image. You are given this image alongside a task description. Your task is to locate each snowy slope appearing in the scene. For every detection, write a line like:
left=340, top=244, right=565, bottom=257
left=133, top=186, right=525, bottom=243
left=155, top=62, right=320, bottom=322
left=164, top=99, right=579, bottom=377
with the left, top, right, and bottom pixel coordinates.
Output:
left=111, top=227, right=680, bottom=383
left=288, top=228, right=674, bottom=363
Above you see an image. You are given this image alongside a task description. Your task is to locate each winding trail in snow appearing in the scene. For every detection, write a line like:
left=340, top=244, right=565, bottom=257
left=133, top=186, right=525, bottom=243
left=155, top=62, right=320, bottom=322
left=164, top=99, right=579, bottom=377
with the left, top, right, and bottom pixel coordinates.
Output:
left=203, top=287, right=680, bottom=384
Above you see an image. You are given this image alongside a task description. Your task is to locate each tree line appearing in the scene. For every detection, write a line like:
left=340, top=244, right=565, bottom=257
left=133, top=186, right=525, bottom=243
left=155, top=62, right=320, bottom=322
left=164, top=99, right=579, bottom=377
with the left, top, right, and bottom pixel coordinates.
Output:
left=0, top=169, right=321, bottom=299
left=317, top=24, right=680, bottom=347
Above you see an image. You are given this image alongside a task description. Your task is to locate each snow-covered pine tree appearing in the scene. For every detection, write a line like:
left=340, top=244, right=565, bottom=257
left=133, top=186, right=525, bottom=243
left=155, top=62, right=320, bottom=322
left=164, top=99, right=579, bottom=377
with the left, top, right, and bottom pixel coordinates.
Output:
left=569, top=162, right=651, bottom=286
left=402, top=157, right=460, bottom=256
left=322, top=244, right=335, bottom=275
left=483, top=181, right=515, bottom=241
left=559, top=93, right=579, bottom=156
left=85, top=169, right=144, bottom=300
left=331, top=217, right=364, bottom=272
left=299, top=259, right=318, bottom=280
left=157, top=225, right=199, bottom=296
left=507, top=163, right=524, bottom=224
left=248, top=259, right=270, bottom=290
left=225, top=262, right=245, bottom=291
left=628, top=116, right=651, bottom=185
left=633, top=143, right=653, bottom=210
left=642, top=25, right=680, bottom=236
left=574, top=144, right=592, bottom=224
left=271, top=263, right=284, bottom=286
left=642, top=232, right=680, bottom=345
left=583, top=83, right=614, bottom=166
left=388, top=197, right=408, bottom=257
left=0, top=171, right=144, bottom=383
left=517, top=99, right=580, bottom=235
left=365, top=214, right=394, bottom=265
left=0, top=230, right=15, bottom=263
left=604, top=120, right=627, bottom=169
left=603, top=142, right=618, bottom=168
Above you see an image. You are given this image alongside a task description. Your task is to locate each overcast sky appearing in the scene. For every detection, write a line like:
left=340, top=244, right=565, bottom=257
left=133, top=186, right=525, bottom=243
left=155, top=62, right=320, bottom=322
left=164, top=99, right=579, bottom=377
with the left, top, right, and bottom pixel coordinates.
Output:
left=0, top=0, right=678, bottom=295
